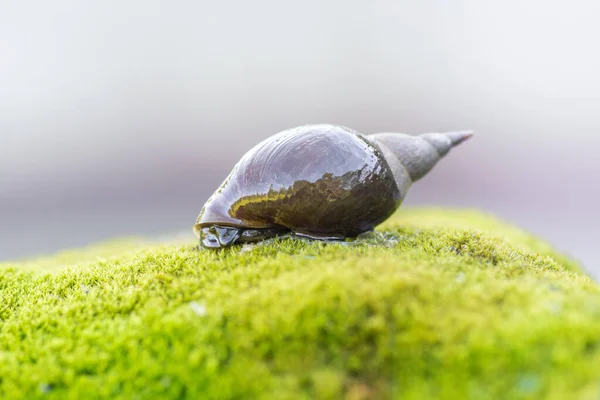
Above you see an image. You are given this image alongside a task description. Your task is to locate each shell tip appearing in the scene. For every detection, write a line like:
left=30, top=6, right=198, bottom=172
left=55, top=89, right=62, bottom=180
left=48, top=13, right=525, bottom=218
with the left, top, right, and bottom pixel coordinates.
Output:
left=447, top=130, right=474, bottom=146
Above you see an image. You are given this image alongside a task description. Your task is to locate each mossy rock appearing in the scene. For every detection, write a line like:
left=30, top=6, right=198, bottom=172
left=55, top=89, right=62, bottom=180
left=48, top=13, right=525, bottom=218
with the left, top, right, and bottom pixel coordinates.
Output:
left=1, top=208, right=599, bottom=399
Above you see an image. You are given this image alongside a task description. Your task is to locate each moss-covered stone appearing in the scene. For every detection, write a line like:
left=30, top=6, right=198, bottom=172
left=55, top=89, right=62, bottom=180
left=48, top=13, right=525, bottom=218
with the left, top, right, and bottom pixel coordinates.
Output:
left=0, top=208, right=598, bottom=399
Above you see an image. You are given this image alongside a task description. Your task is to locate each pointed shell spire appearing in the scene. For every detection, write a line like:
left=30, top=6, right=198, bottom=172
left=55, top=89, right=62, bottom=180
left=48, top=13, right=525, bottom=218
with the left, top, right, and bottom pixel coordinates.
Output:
left=420, top=130, right=474, bottom=157
left=446, top=130, right=475, bottom=146
left=367, top=130, right=473, bottom=183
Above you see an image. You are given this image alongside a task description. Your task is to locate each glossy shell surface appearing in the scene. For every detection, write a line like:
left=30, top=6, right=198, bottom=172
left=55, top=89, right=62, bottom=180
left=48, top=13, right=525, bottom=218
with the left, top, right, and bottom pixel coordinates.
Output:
left=195, top=125, right=403, bottom=238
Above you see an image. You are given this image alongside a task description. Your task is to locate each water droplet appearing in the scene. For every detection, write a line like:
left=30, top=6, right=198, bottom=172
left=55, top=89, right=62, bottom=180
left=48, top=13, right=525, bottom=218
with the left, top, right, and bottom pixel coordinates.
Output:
left=516, top=374, right=540, bottom=394
left=189, top=301, right=207, bottom=316
left=39, top=383, right=52, bottom=394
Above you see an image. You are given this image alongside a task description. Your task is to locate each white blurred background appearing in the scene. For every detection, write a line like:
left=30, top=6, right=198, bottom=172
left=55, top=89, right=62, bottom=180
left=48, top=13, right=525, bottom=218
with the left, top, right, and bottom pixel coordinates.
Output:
left=1, top=1, right=599, bottom=276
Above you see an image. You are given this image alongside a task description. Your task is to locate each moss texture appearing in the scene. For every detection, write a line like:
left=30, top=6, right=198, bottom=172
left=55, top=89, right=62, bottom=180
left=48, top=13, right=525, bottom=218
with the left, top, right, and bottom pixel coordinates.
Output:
left=0, top=208, right=598, bottom=399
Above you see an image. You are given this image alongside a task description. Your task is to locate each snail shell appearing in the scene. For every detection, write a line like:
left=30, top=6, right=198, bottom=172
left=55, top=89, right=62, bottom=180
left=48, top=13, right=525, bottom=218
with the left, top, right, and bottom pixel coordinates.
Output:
left=194, top=124, right=472, bottom=248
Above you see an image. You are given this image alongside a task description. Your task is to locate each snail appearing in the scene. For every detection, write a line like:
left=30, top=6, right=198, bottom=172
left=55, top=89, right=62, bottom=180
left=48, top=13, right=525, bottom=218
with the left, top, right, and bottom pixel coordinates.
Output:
left=194, top=124, right=473, bottom=249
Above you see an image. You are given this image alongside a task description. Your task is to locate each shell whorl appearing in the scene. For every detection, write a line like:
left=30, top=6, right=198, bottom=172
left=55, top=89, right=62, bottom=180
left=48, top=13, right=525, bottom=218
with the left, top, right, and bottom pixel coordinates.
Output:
left=367, top=130, right=473, bottom=184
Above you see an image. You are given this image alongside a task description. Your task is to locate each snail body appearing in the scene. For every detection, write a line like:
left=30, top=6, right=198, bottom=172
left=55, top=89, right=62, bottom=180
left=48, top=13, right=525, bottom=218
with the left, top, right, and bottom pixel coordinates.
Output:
left=194, top=124, right=472, bottom=248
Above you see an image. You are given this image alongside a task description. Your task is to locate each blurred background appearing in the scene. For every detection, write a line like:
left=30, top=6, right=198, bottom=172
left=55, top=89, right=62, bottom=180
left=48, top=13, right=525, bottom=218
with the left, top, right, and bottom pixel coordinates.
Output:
left=1, top=1, right=598, bottom=277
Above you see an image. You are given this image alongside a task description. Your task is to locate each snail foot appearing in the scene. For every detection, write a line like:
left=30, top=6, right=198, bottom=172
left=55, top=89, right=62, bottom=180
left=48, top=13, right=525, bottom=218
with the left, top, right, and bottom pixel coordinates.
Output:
left=199, top=226, right=241, bottom=248
left=239, top=227, right=290, bottom=243
left=199, top=225, right=290, bottom=249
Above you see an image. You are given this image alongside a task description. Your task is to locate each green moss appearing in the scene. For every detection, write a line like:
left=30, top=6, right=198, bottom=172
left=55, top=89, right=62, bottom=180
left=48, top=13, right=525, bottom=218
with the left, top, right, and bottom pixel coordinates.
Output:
left=0, top=208, right=598, bottom=399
